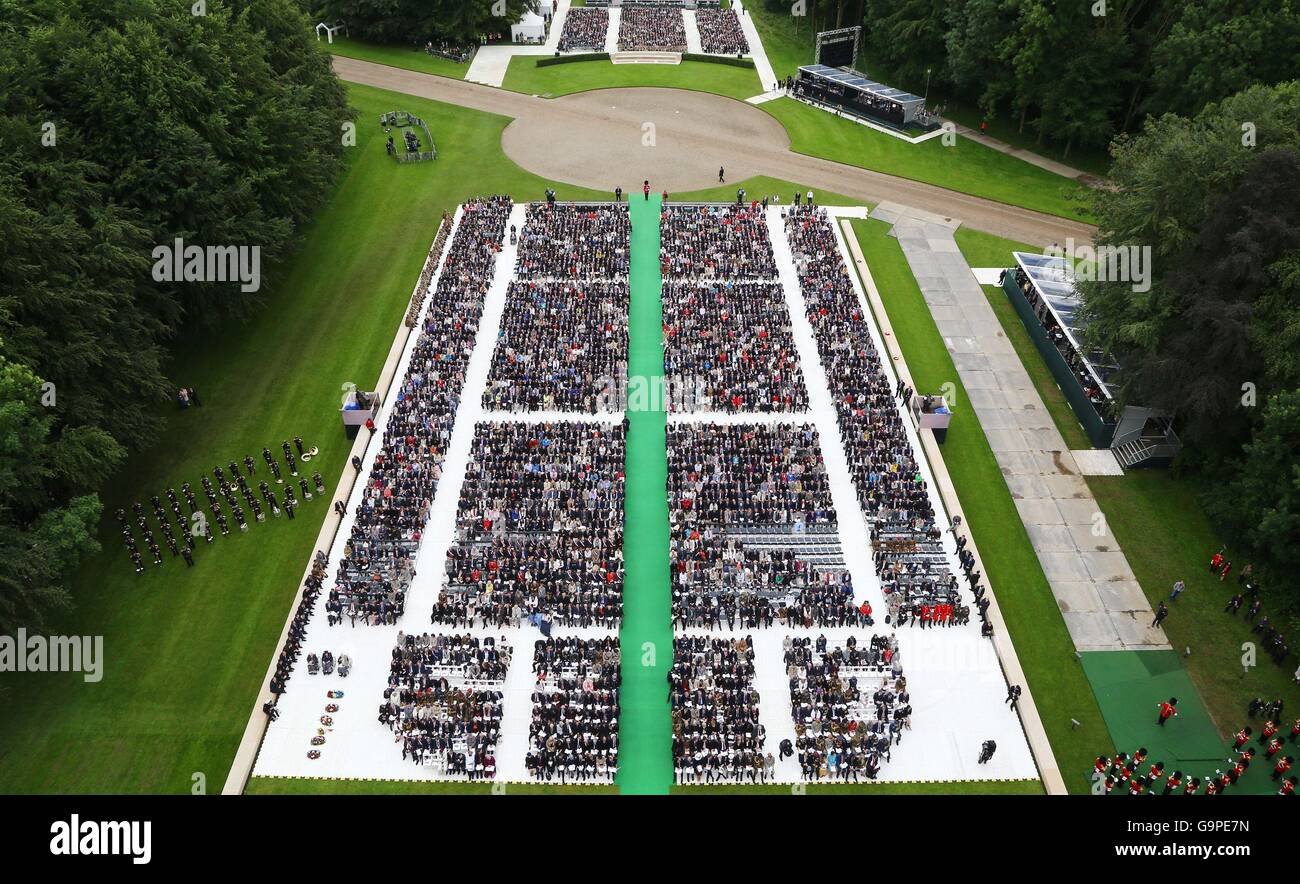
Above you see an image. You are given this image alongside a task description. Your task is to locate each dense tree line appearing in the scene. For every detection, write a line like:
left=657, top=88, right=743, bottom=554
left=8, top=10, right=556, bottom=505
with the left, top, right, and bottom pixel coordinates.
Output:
left=768, top=0, right=1299, bottom=158
left=0, top=0, right=351, bottom=630
left=1078, top=81, right=1300, bottom=608
left=312, top=0, right=532, bottom=45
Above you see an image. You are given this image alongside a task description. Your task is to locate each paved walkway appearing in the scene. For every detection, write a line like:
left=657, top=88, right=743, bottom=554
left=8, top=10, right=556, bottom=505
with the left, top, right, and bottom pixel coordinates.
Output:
left=870, top=202, right=1168, bottom=653
left=731, top=1, right=777, bottom=92
left=465, top=0, right=570, bottom=87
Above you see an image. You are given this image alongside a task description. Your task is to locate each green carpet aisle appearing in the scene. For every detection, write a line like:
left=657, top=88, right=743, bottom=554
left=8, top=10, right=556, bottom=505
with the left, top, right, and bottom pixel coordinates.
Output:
left=617, top=193, right=674, bottom=794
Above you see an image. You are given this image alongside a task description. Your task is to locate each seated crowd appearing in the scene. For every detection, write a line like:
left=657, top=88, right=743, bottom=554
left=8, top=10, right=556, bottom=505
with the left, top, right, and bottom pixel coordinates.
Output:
left=514, top=203, right=630, bottom=279
left=378, top=633, right=512, bottom=777
left=484, top=280, right=629, bottom=413
left=663, top=281, right=808, bottom=413
left=668, top=423, right=869, bottom=629
left=526, top=636, right=621, bottom=782
left=326, top=197, right=513, bottom=628
left=788, top=634, right=908, bottom=780
left=1010, top=266, right=1117, bottom=422
left=783, top=206, right=980, bottom=631
left=431, top=421, right=625, bottom=629
left=617, top=7, right=687, bottom=52
left=671, top=636, right=769, bottom=783
left=661, top=204, right=777, bottom=279
left=695, top=8, right=748, bottom=55
left=558, top=7, right=608, bottom=51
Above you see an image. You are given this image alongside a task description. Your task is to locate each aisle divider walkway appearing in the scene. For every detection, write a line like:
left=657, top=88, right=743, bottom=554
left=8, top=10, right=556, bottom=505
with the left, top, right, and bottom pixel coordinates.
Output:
left=618, top=194, right=674, bottom=794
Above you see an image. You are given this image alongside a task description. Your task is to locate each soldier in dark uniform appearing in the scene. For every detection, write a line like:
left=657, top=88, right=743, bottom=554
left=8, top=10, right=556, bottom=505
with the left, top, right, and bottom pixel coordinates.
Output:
left=244, top=454, right=256, bottom=475
left=181, top=546, right=194, bottom=567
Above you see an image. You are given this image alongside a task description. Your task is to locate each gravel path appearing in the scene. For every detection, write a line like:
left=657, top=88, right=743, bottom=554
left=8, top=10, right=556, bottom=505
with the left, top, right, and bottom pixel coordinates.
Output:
left=334, top=56, right=1094, bottom=246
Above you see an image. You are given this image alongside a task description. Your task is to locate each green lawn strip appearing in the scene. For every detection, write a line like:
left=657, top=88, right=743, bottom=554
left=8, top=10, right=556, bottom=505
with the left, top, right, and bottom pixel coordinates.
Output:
left=326, top=36, right=470, bottom=80
left=951, top=228, right=1093, bottom=451
left=501, top=56, right=762, bottom=100
left=759, top=99, right=1093, bottom=223
left=617, top=193, right=674, bottom=794
left=848, top=217, right=1111, bottom=793
left=245, top=777, right=614, bottom=795
left=1086, top=472, right=1300, bottom=741
left=0, top=82, right=615, bottom=795
left=672, top=779, right=1044, bottom=795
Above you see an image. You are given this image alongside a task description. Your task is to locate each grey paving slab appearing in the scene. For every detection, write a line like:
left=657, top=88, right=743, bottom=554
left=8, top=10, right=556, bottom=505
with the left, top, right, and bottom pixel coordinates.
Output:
left=1109, top=611, right=1171, bottom=649
left=1015, top=497, right=1067, bottom=527
left=1057, top=497, right=1104, bottom=527
left=960, top=370, right=1000, bottom=391
left=1005, top=474, right=1053, bottom=501
left=1025, top=523, right=1079, bottom=551
left=1043, top=553, right=1094, bottom=582
left=890, top=216, right=1169, bottom=651
left=1096, top=579, right=1152, bottom=613
left=1062, top=611, right=1129, bottom=651
left=1069, top=523, right=1115, bottom=552
left=1081, top=550, right=1137, bottom=583
left=1041, top=474, right=1091, bottom=500
left=1053, top=580, right=1107, bottom=613
left=985, top=428, right=1031, bottom=453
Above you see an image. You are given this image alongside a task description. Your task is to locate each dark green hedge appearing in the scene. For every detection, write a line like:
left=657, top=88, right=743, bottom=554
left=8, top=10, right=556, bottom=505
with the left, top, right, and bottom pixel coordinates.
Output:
left=536, top=52, right=610, bottom=67
left=680, top=53, right=755, bottom=69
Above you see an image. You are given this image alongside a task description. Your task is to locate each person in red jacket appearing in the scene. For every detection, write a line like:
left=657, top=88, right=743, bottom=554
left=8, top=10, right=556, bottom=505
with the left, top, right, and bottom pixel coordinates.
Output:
left=1272, top=755, right=1293, bottom=780
left=1260, top=720, right=1280, bottom=745
left=1157, top=697, right=1179, bottom=726
left=1163, top=770, right=1182, bottom=795
left=1280, top=776, right=1297, bottom=796
left=1234, top=726, right=1253, bottom=749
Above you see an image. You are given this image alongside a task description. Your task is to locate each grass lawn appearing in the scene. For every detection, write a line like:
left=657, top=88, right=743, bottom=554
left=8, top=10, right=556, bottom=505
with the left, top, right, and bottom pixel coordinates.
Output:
left=502, top=56, right=761, bottom=101
left=0, top=82, right=615, bottom=795
left=673, top=779, right=1043, bottom=795
left=951, top=228, right=1092, bottom=450
left=849, top=217, right=1111, bottom=793
left=325, top=36, right=471, bottom=80
left=1087, top=472, right=1299, bottom=740
left=246, top=777, right=614, bottom=795
left=762, top=99, right=1093, bottom=223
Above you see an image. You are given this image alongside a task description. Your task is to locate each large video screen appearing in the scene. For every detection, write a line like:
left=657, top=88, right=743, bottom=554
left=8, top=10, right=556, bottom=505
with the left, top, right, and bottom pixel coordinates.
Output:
left=817, top=34, right=855, bottom=68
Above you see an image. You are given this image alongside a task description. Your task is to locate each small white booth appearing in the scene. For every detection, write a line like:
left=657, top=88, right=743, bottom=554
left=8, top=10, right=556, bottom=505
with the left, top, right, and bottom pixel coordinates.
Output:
left=511, top=10, right=547, bottom=43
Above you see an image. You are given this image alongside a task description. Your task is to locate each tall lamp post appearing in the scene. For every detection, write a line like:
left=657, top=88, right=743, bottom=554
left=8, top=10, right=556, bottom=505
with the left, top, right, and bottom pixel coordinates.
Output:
left=924, top=67, right=932, bottom=104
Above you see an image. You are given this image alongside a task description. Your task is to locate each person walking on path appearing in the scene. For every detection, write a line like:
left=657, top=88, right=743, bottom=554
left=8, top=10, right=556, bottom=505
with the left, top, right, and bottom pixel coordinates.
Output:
left=1157, top=697, right=1179, bottom=726
left=718, top=166, right=725, bottom=183
left=643, top=179, right=650, bottom=201
left=1152, top=600, right=1169, bottom=629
